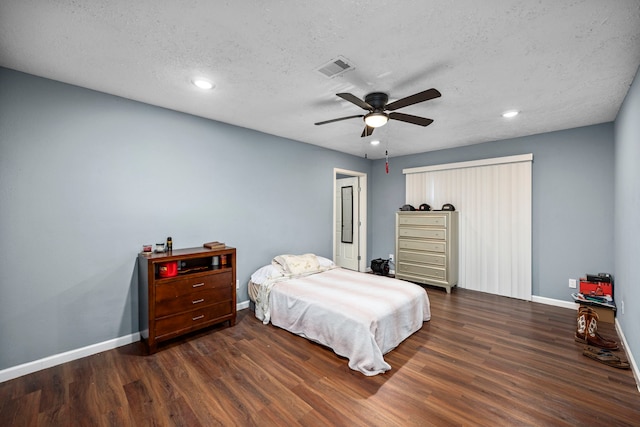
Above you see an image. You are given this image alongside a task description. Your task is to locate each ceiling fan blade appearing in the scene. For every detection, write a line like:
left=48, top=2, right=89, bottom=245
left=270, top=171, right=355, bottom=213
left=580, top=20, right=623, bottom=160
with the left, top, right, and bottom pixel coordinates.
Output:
left=337, top=93, right=373, bottom=111
left=315, top=115, right=364, bottom=125
left=361, top=125, right=375, bottom=137
left=389, top=112, right=434, bottom=127
left=385, top=88, right=441, bottom=111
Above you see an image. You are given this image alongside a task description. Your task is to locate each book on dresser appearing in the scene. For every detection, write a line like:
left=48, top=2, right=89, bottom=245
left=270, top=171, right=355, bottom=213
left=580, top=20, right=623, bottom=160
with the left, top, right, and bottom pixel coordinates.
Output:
left=395, top=211, right=459, bottom=293
left=138, top=246, right=236, bottom=354
left=203, top=241, right=226, bottom=250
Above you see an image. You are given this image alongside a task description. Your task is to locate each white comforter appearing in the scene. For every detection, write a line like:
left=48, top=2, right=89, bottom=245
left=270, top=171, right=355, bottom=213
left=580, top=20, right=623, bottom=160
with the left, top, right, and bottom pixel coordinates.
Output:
left=258, top=268, right=430, bottom=376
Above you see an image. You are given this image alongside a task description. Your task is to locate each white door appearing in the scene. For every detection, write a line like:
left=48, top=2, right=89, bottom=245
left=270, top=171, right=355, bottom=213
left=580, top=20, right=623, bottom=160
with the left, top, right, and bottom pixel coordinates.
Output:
left=335, top=177, right=359, bottom=270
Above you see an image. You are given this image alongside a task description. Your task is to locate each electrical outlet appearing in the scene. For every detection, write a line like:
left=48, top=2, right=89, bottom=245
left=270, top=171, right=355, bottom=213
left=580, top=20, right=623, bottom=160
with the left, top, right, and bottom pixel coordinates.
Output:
left=621, top=300, right=625, bottom=315
left=389, top=253, right=394, bottom=262
left=569, top=278, right=577, bottom=288
left=236, top=279, right=239, bottom=290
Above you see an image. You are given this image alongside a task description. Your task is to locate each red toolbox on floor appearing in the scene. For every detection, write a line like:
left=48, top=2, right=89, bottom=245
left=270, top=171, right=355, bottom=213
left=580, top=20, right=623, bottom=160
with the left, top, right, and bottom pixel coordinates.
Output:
left=579, top=280, right=613, bottom=298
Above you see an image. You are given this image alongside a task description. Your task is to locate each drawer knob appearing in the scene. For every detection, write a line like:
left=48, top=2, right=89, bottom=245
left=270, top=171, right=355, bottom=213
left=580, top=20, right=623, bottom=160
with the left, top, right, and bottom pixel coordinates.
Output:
left=192, top=315, right=205, bottom=321
left=192, top=298, right=205, bottom=304
left=192, top=282, right=205, bottom=288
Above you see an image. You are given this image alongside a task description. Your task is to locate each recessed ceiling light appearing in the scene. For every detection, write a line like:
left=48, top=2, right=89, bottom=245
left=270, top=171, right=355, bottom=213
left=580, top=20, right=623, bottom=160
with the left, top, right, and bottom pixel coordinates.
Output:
left=370, top=140, right=380, bottom=146
left=502, top=110, right=519, bottom=118
left=192, top=79, right=214, bottom=90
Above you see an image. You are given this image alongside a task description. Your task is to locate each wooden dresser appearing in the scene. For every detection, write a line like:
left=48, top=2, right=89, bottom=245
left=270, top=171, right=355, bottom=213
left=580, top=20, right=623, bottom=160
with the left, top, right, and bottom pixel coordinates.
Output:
left=138, top=246, right=236, bottom=353
left=395, top=211, right=458, bottom=293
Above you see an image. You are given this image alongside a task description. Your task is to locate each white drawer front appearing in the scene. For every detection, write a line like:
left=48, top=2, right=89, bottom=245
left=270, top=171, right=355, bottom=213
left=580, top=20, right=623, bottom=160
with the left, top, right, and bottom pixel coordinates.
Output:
left=398, top=239, right=446, bottom=253
left=398, top=214, right=447, bottom=227
left=398, top=262, right=446, bottom=280
left=398, top=250, right=446, bottom=266
left=398, top=227, right=445, bottom=240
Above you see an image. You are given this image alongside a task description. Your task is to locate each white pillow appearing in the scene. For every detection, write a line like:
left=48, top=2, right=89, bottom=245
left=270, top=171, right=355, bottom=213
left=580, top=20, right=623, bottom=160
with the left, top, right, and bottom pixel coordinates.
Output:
left=316, top=256, right=335, bottom=267
left=272, top=253, right=321, bottom=275
left=271, top=254, right=290, bottom=274
left=250, top=264, right=284, bottom=285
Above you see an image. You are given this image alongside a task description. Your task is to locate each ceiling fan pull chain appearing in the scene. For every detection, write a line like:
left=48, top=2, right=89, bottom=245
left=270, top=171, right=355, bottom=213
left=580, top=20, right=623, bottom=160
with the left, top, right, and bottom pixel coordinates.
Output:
left=385, top=150, right=389, bottom=174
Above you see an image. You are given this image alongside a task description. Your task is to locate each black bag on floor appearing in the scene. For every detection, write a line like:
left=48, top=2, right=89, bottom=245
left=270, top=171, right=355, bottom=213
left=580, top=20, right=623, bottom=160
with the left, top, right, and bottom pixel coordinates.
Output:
left=371, top=258, right=390, bottom=276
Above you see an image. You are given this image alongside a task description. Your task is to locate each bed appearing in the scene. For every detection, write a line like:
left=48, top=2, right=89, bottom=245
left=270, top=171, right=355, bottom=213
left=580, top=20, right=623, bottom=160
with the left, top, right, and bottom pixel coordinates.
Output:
left=248, top=254, right=431, bottom=376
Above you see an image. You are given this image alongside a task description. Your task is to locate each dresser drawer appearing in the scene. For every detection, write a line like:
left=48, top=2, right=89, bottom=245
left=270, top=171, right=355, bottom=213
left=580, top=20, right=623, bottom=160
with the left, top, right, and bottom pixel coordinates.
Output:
left=398, top=250, right=446, bottom=266
left=156, top=272, right=232, bottom=296
left=398, top=227, right=446, bottom=240
left=154, top=300, right=234, bottom=338
left=398, top=214, right=447, bottom=227
left=397, top=262, right=447, bottom=281
left=155, top=287, right=232, bottom=318
left=398, top=239, right=446, bottom=253
left=155, top=272, right=232, bottom=318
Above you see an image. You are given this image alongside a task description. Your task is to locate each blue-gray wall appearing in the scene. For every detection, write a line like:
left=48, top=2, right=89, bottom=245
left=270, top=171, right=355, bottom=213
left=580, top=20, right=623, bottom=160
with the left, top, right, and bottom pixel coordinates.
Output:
left=0, top=68, right=370, bottom=370
left=1, top=65, right=636, bottom=374
left=614, top=64, right=640, bottom=365
left=370, top=124, right=615, bottom=301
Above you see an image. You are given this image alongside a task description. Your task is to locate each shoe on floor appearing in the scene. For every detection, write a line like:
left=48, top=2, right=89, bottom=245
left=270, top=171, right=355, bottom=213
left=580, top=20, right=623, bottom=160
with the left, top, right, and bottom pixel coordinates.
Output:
left=583, top=346, right=629, bottom=369
left=575, top=307, right=618, bottom=350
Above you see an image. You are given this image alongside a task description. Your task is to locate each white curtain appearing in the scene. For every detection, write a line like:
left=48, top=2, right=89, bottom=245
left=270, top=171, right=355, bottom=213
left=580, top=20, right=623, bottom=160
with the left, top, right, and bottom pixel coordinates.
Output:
left=404, top=155, right=532, bottom=300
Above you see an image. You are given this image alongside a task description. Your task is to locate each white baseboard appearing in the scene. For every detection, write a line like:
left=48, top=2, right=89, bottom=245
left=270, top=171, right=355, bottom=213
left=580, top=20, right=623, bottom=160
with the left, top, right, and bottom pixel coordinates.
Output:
left=616, top=319, right=640, bottom=393
left=0, top=302, right=253, bottom=383
left=531, top=295, right=578, bottom=310
left=0, top=332, right=140, bottom=383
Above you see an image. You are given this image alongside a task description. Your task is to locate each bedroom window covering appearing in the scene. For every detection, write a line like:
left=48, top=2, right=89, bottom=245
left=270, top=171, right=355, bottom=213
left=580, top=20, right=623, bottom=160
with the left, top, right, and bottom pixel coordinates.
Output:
left=403, top=154, right=532, bottom=300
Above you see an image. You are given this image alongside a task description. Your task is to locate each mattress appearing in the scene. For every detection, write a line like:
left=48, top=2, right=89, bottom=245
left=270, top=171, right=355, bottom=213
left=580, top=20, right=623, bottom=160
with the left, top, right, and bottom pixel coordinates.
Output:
left=249, top=265, right=430, bottom=375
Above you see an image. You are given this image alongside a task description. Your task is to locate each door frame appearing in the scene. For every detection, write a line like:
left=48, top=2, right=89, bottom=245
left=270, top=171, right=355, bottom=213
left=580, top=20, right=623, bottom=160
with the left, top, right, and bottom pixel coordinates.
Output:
left=333, top=168, right=367, bottom=272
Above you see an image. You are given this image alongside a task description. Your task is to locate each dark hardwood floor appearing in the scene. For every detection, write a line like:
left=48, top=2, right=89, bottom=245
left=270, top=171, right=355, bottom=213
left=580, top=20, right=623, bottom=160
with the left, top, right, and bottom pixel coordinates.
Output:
left=1, top=287, right=639, bottom=426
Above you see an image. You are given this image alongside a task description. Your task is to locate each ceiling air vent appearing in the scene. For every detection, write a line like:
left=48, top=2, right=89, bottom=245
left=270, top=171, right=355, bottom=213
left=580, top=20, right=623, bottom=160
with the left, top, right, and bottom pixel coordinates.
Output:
left=316, top=56, right=355, bottom=78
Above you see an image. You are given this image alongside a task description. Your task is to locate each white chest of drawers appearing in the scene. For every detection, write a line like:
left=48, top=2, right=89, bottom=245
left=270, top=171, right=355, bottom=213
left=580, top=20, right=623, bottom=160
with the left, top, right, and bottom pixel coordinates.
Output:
left=395, top=211, right=459, bottom=293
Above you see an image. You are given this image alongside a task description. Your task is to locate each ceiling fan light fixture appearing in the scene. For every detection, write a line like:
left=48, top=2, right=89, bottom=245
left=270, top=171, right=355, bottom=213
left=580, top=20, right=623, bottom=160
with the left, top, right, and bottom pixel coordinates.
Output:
left=370, top=140, right=380, bottom=146
left=364, top=112, right=389, bottom=128
left=502, top=110, right=519, bottom=118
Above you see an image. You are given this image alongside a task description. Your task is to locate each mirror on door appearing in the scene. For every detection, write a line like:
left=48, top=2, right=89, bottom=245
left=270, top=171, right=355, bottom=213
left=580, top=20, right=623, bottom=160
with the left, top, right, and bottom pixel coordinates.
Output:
left=341, top=185, right=353, bottom=243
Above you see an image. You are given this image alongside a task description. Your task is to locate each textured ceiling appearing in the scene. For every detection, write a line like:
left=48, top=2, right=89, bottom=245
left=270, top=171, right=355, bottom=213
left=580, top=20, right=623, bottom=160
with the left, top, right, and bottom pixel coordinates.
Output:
left=1, top=1, right=639, bottom=159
